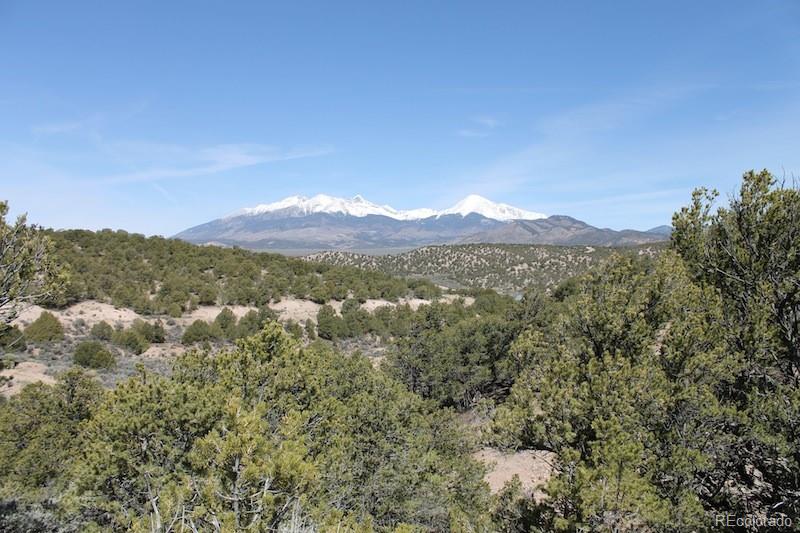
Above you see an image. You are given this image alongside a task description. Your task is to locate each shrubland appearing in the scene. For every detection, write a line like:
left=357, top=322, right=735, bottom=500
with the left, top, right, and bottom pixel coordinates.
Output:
left=0, top=170, right=797, bottom=531
left=49, top=229, right=441, bottom=314
left=490, top=170, right=800, bottom=530
left=306, top=242, right=665, bottom=296
left=0, top=325, right=490, bottom=531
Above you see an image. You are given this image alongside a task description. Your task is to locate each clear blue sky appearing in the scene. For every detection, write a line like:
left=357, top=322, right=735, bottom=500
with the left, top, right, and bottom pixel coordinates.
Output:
left=2, top=1, right=799, bottom=235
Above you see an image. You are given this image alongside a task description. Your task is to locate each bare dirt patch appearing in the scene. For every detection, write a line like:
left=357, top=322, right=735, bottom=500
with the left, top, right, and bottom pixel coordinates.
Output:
left=176, top=305, right=258, bottom=326
left=140, top=342, right=187, bottom=359
left=1, top=362, right=56, bottom=397
left=440, top=294, right=475, bottom=306
left=13, top=301, right=144, bottom=333
left=473, top=448, right=555, bottom=501
left=268, top=298, right=323, bottom=323
left=267, top=296, right=441, bottom=322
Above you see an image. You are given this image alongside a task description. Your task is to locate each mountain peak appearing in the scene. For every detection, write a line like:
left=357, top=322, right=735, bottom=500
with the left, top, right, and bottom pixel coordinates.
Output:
left=234, top=193, right=546, bottom=222
left=440, top=194, right=546, bottom=221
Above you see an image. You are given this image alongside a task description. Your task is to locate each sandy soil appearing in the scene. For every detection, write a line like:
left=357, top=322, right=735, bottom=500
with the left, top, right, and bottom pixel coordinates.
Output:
left=267, top=296, right=440, bottom=322
left=1, top=362, right=56, bottom=397
left=13, top=301, right=145, bottom=334
left=176, top=305, right=258, bottom=326
left=441, top=294, right=475, bottom=306
left=358, top=295, right=472, bottom=313
left=11, top=293, right=457, bottom=334
left=268, top=299, right=323, bottom=323
left=140, top=342, right=187, bottom=359
left=473, top=448, right=555, bottom=501
left=360, top=299, right=398, bottom=312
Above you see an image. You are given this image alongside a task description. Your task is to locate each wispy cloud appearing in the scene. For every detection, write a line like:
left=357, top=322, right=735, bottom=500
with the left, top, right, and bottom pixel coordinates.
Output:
left=99, top=143, right=334, bottom=184
left=473, top=116, right=501, bottom=129
left=31, top=113, right=104, bottom=135
left=456, top=115, right=503, bottom=138
left=456, top=129, right=490, bottom=138
left=539, top=188, right=688, bottom=212
left=465, top=84, right=714, bottom=185
left=442, top=81, right=800, bottom=228
left=151, top=183, right=176, bottom=203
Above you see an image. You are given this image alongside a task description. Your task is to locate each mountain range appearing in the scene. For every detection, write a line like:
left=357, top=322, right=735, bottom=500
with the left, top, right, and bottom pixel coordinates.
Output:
left=175, top=194, right=669, bottom=253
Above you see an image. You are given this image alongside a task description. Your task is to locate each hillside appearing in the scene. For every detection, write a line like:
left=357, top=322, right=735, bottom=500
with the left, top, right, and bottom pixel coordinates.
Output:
left=306, top=242, right=667, bottom=295
left=47, top=229, right=442, bottom=315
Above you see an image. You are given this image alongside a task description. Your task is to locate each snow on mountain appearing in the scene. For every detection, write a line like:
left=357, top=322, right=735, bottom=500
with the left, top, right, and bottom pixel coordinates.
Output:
left=237, top=194, right=394, bottom=218
left=438, top=194, right=546, bottom=221
left=235, top=194, right=545, bottom=222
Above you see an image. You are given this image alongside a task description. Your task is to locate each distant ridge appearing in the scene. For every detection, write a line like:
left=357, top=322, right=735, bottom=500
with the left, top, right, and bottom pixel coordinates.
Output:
left=175, top=193, right=667, bottom=253
left=646, top=225, right=673, bottom=236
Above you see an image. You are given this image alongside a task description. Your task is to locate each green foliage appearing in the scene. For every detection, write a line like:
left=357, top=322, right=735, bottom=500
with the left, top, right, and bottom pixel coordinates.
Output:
left=491, top=171, right=800, bottom=529
left=308, top=243, right=664, bottom=296
left=235, top=307, right=277, bottom=339
left=73, top=341, right=115, bottom=369
left=0, top=201, right=66, bottom=326
left=491, top=477, right=551, bottom=532
left=386, top=299, right=525, bottom=410
left=341, top=298, right=373, bottom=337
left=284, top=318, right=304, bottom=340
left=73, top=370, right=221, bottom=530
left=492, top=253, right=726, bottom=529
left=671, top=169, right=800, bottom=519
left=111, top=328, right=150, bottom=355
left=130, top=318, right=166, bottom=343
left=0, top=325, right=26, bottom=352
left=213, top=306, right=237, bottom=339
left=181, top=319, right=222, bottom=345
left=94, top=319, right=162, bottom=354
left=59, top=324, right=490, bottom=531
left=89, top=320, right=113, bottom=341
left=23, top=311, right=64, bottom=343
left=304, top=318, right=316, bottom=340
left=3, top=171, right=795, bottom=531
left=0, top=369, right=103, bottom=501
left=49, top=229, right=436, bottom=313
left=316, top=304, right=343, bottom=340
left=167, top=302, right=182, bottom=318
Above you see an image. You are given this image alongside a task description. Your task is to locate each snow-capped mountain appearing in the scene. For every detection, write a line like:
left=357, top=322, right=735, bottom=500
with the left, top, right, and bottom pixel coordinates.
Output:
left=437, top=194, right=545, bottom=221
left=233, top=193, right=545, bottom=222
left=176, top=193, right=666, bottom=253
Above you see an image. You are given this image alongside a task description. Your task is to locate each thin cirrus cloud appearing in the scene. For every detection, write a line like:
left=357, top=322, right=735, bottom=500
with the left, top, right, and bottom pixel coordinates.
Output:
left=30, top=103, right=148, bottom=137
left=456, top=129, right=491, bottom=138
left=466, top=84, right=715, bottom=189
left=456, top=115, right=502, bottom=138
left=445, top=81, right=800, bottom=229
left=19, top=108, right=334, bottom=187
left=31, top=116, right=101, bottom=136
left=97, top=142, right=335, bottom=184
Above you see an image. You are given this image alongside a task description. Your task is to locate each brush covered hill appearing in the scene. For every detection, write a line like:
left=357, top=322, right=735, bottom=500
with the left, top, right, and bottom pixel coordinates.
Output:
left=47, top=229, right=442, bottom=315
left=306, top=242, right=667, bottom=295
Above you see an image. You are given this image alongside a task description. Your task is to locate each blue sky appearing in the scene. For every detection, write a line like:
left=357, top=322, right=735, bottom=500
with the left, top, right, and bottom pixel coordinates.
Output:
left=1, top=1, right=799, bottom=235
